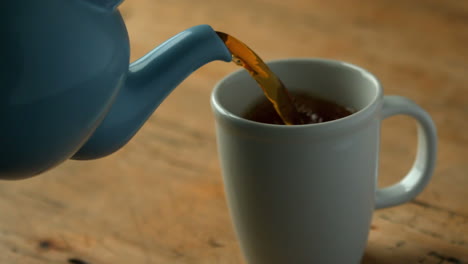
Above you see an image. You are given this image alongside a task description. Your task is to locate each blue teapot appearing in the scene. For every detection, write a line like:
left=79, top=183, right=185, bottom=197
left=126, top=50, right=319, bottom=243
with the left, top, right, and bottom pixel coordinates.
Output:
left=1, top=0, right=232, bottom=179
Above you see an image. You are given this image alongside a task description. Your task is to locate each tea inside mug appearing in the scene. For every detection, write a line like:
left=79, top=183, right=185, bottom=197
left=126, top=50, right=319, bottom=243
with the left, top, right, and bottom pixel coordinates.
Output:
left=213, top=59, right=380, bottom=121
left=244, top=92, right=355, bottom=125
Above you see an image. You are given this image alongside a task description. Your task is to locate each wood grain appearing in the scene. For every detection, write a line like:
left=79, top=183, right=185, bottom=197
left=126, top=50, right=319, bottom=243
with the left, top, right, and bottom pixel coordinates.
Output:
left=1, top=0, right=467, bottom=263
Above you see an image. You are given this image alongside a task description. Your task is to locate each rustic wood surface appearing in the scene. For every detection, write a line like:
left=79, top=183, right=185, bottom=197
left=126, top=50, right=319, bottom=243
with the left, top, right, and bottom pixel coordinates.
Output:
left=1, top=0, right=467, bottom=263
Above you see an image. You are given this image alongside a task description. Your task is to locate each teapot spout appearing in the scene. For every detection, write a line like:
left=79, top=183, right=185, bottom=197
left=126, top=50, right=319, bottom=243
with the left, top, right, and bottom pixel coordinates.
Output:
left=73, top=25, right=231, bottom=160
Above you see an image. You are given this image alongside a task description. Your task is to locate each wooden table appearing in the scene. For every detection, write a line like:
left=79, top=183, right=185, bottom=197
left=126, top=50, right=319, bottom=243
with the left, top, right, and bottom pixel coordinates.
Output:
left=2, top=0, right=467, bottom=263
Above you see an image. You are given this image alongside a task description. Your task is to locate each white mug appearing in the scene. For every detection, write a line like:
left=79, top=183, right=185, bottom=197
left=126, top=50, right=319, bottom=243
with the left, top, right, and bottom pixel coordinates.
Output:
left=211, top=58, right=437, bottom=264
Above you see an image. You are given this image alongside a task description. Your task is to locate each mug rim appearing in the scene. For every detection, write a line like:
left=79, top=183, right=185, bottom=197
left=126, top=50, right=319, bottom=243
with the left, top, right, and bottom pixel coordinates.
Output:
left=211, top=58, right=383, bottom=133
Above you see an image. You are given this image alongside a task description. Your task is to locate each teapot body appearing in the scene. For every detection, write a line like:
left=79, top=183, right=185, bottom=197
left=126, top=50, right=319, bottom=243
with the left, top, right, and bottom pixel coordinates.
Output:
left=1, top=0, right=130, bottom=178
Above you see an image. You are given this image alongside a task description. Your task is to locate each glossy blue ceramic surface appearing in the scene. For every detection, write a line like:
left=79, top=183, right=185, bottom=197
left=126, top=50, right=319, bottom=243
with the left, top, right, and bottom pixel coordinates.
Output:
left=0, top=0, right=231, bottom=179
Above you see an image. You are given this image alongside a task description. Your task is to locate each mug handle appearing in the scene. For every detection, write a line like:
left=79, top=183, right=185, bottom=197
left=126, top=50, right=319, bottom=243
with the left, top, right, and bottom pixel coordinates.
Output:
left=375, top=95, right=437, bottom=209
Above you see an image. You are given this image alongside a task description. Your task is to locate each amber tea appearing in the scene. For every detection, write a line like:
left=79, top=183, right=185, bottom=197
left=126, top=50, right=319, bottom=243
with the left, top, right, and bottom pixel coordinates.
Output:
left=244, top=92, right=354, bottom=125
left=216, top=31, right=355, bottom=125
left=216, top=32, right=304, bottom=125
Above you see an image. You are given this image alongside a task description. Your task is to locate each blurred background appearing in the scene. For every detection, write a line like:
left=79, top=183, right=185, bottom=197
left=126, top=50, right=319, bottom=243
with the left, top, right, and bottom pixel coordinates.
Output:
left=1, top=0, right=467, bottom=263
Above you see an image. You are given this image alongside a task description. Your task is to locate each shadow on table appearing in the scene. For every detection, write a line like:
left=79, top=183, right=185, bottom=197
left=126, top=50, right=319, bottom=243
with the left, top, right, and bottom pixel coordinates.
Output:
left=362, top=247, right=464, bottom=264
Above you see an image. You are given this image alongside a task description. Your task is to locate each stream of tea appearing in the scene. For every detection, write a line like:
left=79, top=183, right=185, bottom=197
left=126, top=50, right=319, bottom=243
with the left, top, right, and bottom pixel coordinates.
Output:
left=216, top=32, right=304, bottom=125
left=216, top=32, right=354, bottom=125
